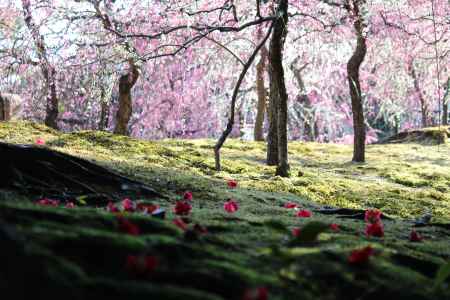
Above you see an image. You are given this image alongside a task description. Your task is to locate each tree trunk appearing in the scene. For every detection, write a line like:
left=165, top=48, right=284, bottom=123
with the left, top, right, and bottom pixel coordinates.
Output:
left=113, top=59, right=139, bottom=135
left=21, top=0, right=59, bottom=130
left=347, top=1, right=367, bottom=163
left=442, top=77, right=450, bottom=126
left=254, top=30, right=269, bottom=141
left=98, top=85, right=110, bottom=131
left=268, top=0, right=290, bottom=176
left=267, top=82, right=279, bottom=165
left=408, top=60, right=430, bottom=128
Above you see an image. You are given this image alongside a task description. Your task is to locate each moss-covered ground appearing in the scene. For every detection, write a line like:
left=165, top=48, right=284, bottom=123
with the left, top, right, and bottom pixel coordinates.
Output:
left=1, top=121, right=449, bottom=299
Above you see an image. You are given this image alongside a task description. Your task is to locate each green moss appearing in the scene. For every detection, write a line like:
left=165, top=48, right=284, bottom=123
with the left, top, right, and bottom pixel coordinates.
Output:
left=0, top=121, right=449, bottom=299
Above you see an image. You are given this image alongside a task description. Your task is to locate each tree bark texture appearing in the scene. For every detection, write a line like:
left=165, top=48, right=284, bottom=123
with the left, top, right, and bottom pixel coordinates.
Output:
left=98, top=84, right=110, bottom=131
left=254, top=29, right=269, bottom=141
left=442, top=77, right=450, bottom=126
left=268, top=0, right=290, bottom=176
left=347, top=1, right=367, bottom=163
left=113, top=59, right=139, bottom=135
left=408, top=60, right=430, bottom=128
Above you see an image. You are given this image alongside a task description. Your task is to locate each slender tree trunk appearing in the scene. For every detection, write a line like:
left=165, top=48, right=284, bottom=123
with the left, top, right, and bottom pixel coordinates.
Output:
left=214, top=22, right=274, bottom=171
left=98, top=85, right=110, bottom=131
left=267, top=81, right=279, bottom=165
left=409, top=60, right=430, bottom=128
left=254, top=29, right=269, bottom=141
left=347, top=1, right=367, bottom=163
left=254, top=52, right=268, bottom=141
left=442, top=77, right=450, bottom=126
left=22, top=0, right=59, bottom=130
left=268, top=0, right=290, bottom=176
left=113, top=59, right=139, bottom=135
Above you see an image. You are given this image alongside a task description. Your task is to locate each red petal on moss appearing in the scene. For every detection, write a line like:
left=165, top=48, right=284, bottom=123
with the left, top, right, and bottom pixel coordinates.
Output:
left=106, top=201, right=120, bottom=213
left=118, top=217, right=140, bottom=235
left=365, top=209, right=382, bottom=224
left=284, top=202, right=298, bottom=209
left=173, top=218, right=188, bottom=231
left=36, top=198, right=59, bottom=206
left=330, top=223, right=340, bottom=231
left=348, top=246, right=374, bottom=264
left=296, top=210, right=312, bottom=218
left=174, top=201, right=192, bottom=215
left=365, top=222, right=384, bottom=237
left=410, top=229, right=423, bottom=242
left=122, top=198, right=135, bottom=212
left=291, top=227, right=301, bottom=237
left=224, top=200, right=239, bottom=213
left=242, top=287, right=268, bottom=300
left=137, top=203, right=159, bottom=214
left=227, top=180, right=238, bottom=188
left=183, top=191, right=193, bottom=201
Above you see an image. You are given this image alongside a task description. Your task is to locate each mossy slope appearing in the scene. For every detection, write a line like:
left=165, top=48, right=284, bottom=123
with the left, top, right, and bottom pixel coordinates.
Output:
left=0, top=121, right=449, bottom=300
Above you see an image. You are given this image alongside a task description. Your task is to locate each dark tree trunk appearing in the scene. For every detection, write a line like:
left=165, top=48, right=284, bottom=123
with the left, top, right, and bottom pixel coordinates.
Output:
left=268, top=0, right=289, bottom=176
left=442, top=77, right=450, bottom=126
left=114, top=59, right=139, bottom=135
left=22, top=0, right=59, bottom=130
left=254, top=28, right=269, bottom=141
left=44, top=67, right=59, bottom=129
left=347, top=1, right=367, bottom=163
left=98, top=85, right=110, bottom=131
left=267, top=83, right=279, bottom=165
left=408, top=60, right=430, bottom=128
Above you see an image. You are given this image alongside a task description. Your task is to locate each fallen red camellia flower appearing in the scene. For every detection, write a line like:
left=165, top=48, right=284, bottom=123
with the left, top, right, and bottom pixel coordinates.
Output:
left=409, top=229, right=423, bottom=242
left=296, top=210, right=312, bottom=218
left=126, top=255, right=158, bottom=275
left=35, top=138, right=45, bottom=145
left=291, top=227, right=301, bottom=237
left=122, top=198, right=135, bottom=212
left=36, top=198, right=59, bottom=207
left=118, top=217, right=140, bottom=235
left=348, top=246, right=374, bottom=264
left=65, top=202, right=75, bottom=208
left=365, top=222, right=384, bottom=238
left=242, top=287, right=268, bottom=300
left=365, top=209, right=382, bottom=224
left=227, top=180, right=238, bottom=188
left=106, top=201, right=120, bottom=213
left=174, top=201, right=192, bottom=215
left=330, top=223, right=340, bottom=231
left=183, top=191, right=193, bottom=201
left=224, top=199, right=239, bottom=213
left=173, top=218, right=188, bottom=231
left=136, top=203, right=159, bottom=214
left=284, top=202, right=298, bottom=209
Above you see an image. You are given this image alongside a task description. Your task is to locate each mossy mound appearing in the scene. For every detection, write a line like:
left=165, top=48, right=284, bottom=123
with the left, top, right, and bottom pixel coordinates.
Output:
left=0, top=121, right=449, bottom=299
left=381, top=127, right=450, bottom=145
